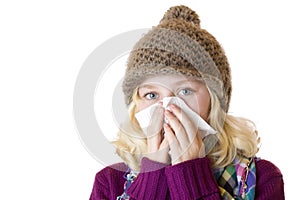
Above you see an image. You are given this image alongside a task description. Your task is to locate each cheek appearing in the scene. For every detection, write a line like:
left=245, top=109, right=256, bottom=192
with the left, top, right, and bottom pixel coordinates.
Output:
left=135, top=101, right=146, bottom=113
left=190, top=93, right=211, bottom=121
left=135, top=100, right=154, bottom=112
left=198, top=96, right=210, bottom=120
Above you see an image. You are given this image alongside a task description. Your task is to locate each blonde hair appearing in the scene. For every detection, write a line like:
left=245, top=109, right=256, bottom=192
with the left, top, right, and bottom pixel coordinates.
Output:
left=112, top=87, right=260, bottom=171
left=111, top=89, right=147, bottom=172
left=207, top=88, right=260, bottom=168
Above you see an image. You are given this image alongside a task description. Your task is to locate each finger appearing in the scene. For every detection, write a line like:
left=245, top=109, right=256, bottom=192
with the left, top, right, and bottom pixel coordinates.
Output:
left=164, top=123, right=181, bottom=160
left=160, top=136, right=169, bottom=149
left=147, top=105, right=164, bottom=137
left=147, top=105, right=164, bottom=151
left=159, top=137, right=171, bottom=162
left=164, top=109, right=190, bottom=149
left=196, top=132, right=205, bottom=157
left=168, top=104, right=198, bottom=143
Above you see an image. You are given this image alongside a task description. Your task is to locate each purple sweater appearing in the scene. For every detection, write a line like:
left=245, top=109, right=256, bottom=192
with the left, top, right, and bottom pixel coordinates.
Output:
left=89, top=157, right=284, bottom=200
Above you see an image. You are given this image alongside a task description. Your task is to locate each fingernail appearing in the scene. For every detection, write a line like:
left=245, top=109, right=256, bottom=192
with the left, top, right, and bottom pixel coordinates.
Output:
left=163, top=123, right=169, bottom=129
left=165, top=110, right=171, bottom=116
left=169, top=104, right=176, bottom=110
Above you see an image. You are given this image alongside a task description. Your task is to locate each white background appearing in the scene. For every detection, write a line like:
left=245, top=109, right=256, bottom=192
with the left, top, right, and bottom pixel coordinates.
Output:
left=1, top=0, right=299, bottom=199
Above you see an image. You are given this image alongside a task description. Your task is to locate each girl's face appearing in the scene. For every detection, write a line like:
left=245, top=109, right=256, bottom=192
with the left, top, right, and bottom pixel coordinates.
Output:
left=136, top=75, right=211, bottom=121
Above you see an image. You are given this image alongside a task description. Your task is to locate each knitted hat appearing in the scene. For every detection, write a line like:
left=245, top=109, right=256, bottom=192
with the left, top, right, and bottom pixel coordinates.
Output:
left=122, top=5, right=232, bottom=112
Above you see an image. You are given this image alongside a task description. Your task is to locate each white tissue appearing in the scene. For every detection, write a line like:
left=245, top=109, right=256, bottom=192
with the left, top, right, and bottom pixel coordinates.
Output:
left=135, top=97, right=217, bottom=138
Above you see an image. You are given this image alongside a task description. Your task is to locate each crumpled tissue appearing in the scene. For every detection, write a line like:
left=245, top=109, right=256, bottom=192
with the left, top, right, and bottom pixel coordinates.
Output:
left=135, top=97, right=218, bottom=154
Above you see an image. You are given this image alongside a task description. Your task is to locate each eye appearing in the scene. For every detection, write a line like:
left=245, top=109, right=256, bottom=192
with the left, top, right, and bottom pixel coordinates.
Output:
left=144, top=92, right=159, bottom=100
left=178, top=88, right=193, bottom=96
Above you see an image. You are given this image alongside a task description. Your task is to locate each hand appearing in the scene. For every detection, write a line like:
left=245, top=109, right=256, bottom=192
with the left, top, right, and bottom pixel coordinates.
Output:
left=164, top=104, right=205, bottom=165
left=145, top=104, right=170, bottom=165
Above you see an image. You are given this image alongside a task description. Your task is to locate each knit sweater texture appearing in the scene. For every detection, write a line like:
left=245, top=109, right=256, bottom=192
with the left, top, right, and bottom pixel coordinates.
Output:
left=89, top=157, right=284, bottom=200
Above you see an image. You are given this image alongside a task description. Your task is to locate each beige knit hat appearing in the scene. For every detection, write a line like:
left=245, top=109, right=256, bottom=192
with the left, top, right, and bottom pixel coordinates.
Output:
left=122, top=5, right=232, bottom=112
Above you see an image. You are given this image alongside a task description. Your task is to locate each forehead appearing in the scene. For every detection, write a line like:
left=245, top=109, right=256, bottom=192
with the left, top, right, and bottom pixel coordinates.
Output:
left=139, top=74, right=203, bottom=89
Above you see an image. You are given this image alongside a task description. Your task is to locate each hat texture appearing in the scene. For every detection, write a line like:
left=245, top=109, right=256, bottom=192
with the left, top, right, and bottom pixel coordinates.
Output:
left=122, top=5, right=232, bottom=111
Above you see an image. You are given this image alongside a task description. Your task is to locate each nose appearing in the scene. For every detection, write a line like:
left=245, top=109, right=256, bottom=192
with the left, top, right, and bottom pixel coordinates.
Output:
left=159, top=90, right=175, bottom=101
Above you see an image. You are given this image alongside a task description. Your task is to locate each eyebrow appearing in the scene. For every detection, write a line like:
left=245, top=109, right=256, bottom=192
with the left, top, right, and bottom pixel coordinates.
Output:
left=138, top=78, right=204, bottom=89
left=138, top=84, right=158, bottom=90
left=176, top=79, right=203, bottom=84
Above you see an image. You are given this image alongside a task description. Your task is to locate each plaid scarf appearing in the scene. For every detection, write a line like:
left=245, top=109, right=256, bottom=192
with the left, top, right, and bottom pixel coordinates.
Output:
left=213, top=157, right=257, bottom=200
left=116, top=168, right=137, bottom=200
left=117, top=157, right=257, bottom=200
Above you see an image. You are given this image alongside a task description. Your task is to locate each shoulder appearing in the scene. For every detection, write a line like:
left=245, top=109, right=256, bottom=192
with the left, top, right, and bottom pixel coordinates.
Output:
left=90, top=163, right=128, bottom=199
left=255, top=158, right=283, bottom=183
left=254, top=158, right=285, bottom=198
left=94, top=162, right=128, bottom=182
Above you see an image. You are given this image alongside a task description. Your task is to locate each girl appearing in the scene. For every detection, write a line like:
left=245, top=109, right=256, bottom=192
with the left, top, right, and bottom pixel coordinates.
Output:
left=90, top=5, right=284, bottom=200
